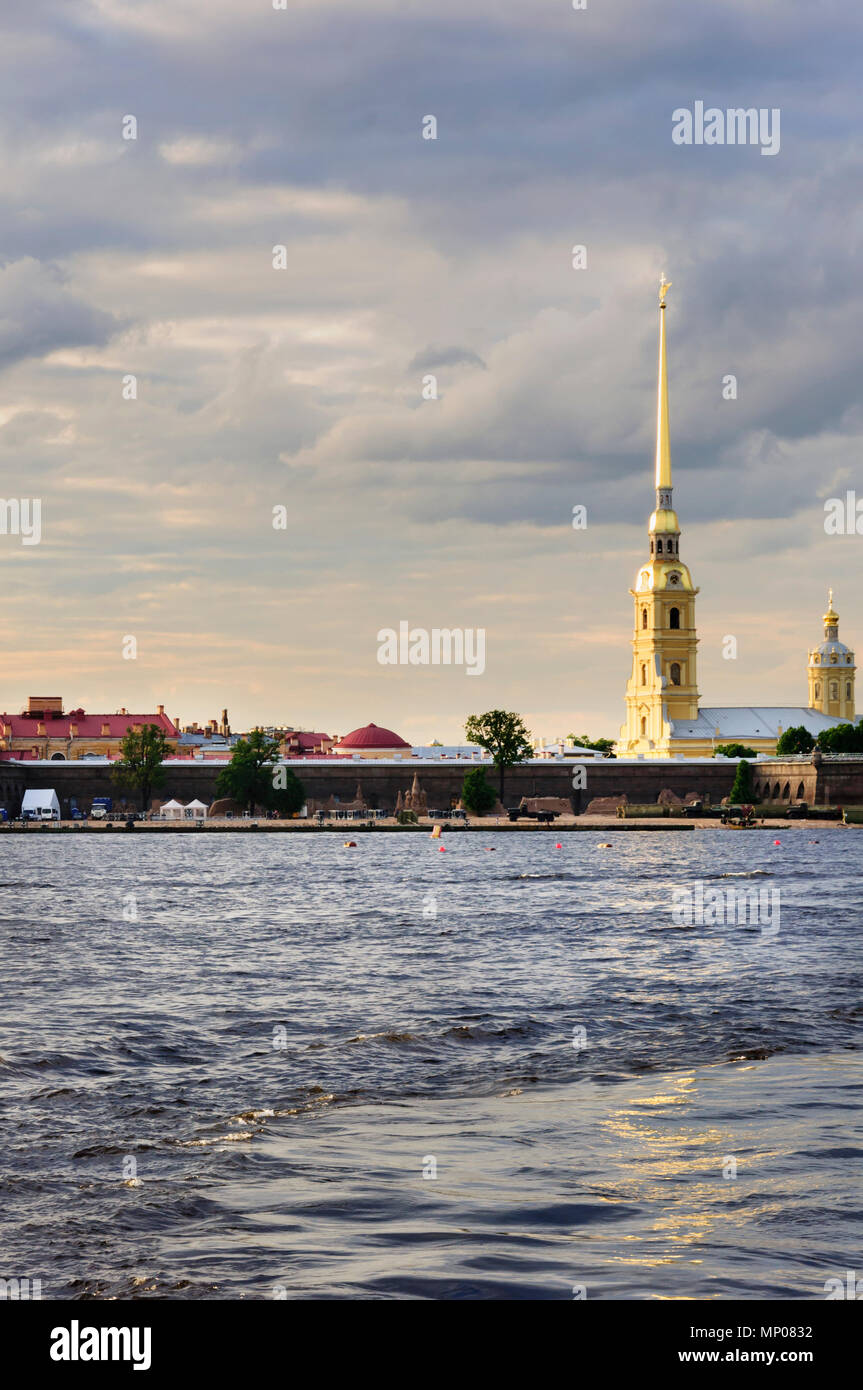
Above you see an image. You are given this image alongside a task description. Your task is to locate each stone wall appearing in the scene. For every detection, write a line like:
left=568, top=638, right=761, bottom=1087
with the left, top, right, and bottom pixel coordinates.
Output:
left=17, top=757, right=739, bottom=815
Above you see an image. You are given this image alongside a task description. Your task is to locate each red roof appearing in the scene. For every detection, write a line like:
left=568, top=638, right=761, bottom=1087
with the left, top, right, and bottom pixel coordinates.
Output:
left=0, top=711, right=178, bottom=739
left=336, top=722, right=410, bottom=749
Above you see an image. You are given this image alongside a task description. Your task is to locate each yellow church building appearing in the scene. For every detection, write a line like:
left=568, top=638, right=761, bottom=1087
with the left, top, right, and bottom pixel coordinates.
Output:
left=616, top=280, right=855, bottom=758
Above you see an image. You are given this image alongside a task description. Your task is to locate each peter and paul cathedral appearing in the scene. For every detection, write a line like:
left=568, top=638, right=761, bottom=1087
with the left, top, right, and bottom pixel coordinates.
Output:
left=616, top=280, right=855, bottom=758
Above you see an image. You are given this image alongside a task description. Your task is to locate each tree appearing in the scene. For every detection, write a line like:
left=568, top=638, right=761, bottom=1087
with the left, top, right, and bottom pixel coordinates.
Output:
left=729, top=759, right=753, bottom=803
left=775, top=726, right=814, bottom=755
left=464, top=710, right=533, bottom=806
left=112, top=723, right=170, bottom=812
left=817, top=722, right=863, bottom=753
left=714, top=742, right=757, bottom=758
left=460, top=767, right=496, bottom=815
left=568, top=733, right=616, bottom=754
left=216, top=729, right=281, bottom=814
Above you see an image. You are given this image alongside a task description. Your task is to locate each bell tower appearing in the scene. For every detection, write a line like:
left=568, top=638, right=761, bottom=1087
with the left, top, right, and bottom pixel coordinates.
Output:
left=808, top=590, right=855, bottom=720
left=619, top=278, right=700, bottom=753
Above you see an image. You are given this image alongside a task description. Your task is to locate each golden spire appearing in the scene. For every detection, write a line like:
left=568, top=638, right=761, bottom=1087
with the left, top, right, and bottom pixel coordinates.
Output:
left=824, top=589, right=839, bottom=627
left=655, top=276, right=672, bottom=490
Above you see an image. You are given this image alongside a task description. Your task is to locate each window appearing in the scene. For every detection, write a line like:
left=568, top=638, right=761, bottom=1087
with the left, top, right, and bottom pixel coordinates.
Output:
left=670, top=662, right=681, bottom=685
left=656, top=539, right=663, bottom=554
left=782, top=782, right=790, bottom=800
left=830, top=682, right=838, bottom=700
left=642, top=608, right=647, bottom=629
left=847, top=683, right=852, bottom=699
left=669, top=606, right=680, bottom=629
left=641, top=664, right=647, bottom=685
left=640, top=717, right=647, bottom=736
left=814, top=683, right=820, bottom=699
left=796, top=782, right=805, bottom=800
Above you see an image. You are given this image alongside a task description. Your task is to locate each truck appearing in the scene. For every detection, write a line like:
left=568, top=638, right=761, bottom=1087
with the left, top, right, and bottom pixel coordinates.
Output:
left=90, top=796, right=113, bottom=820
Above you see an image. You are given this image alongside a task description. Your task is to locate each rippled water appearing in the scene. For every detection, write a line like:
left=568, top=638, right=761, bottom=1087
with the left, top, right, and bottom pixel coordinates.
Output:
left=1, top=829, right=860, bottom=1298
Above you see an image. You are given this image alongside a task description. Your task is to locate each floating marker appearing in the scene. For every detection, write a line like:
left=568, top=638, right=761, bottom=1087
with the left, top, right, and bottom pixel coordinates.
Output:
left=439, top=845, right=446, bottom=852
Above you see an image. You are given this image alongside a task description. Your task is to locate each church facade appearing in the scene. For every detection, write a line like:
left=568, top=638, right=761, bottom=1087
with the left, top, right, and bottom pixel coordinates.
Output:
left=616, top=281, right=855, bottom=758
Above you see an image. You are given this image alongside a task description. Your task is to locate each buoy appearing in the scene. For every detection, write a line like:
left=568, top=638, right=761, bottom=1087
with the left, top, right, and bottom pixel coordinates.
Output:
left=343, top=840, right=357, bottom=847
left=598, top=842, right=613, bottom=848
left=485, top=847, right=496, bottom=851
left=555, top=842, right=562, bottom=849
left=430, top=824, right=442, bottom=839
left=439, top=845, right=446, bottom=852
left=773, top=839, right=781, bottom=846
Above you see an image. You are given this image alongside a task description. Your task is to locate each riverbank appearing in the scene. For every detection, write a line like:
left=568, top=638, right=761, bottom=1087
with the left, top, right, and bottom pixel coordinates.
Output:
left=0, top=816, right=852, bottom=833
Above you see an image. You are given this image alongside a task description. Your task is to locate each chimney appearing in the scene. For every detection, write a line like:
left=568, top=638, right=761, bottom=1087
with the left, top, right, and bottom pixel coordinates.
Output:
left=157, top=704, right=164, bottom=717
left=69, top=722, right=78, bottom=738
left=101, top=722, right=110, bottom=736
left=221, top=708, right=229, bottom=736
left=37, top=720, right=45, bottom=735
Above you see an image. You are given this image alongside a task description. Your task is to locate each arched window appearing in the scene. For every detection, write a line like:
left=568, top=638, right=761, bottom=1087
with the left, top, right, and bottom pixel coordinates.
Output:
left=642, top=608, right=648, bottom=629
left=782, top=782, right=790, bottom=800
left=796, top=782, right=805, bottom=800
left=830, top=682, right=838, bottom=700
left=656, top=539, right=663, bottom=554
left=640, top=717, right=647, bottom=736
left=773, top=782, right=780, bottom=799
left=649, top=540, right=654, bottom=554
left=669, top=606, right=680, bottom=629
left=641, top=663, right=647, bottom=685
left=846, top=683, right=852, bottom=699
left=814, top=683, right=820, bottom=700
left=670, top=662, right=681, bottom=685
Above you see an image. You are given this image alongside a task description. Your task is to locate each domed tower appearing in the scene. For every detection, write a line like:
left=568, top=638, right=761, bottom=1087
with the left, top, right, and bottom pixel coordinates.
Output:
left=808, top=591, right=855, bottom=720
left=619, top=279, right=700, bottom=753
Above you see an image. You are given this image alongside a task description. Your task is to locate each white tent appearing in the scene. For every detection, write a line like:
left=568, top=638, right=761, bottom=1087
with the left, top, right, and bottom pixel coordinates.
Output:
left=159, top=799, right=185, bottom=820
left=22, top=788, right=61, bottom=820
left=184, top=799, right=208, bottom=819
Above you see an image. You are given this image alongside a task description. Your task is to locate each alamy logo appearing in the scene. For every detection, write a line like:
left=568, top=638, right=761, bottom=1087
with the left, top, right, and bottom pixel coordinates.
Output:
left=824, top=1270, right=862, bottom=1299
left=672, top=102, right=780, bottom=157
left=672, top=881, right=779, bottom=937
left=824, top=492, right=863, bottom=535
left=50, top=1320, right=151, bottom=1371
left=0, top=498, right=41, bottom=545
left=377, top=622, right=485, bottom=676
left=0, top=1276, right=41, bottom=1299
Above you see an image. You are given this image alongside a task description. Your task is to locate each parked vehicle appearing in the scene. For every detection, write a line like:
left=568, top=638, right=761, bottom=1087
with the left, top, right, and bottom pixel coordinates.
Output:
left=90, top=796, right=112, bottom=820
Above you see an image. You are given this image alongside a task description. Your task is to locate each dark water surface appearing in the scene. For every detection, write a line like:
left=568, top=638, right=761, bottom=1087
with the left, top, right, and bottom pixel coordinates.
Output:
left=1, top=829, right=860, bottom=1299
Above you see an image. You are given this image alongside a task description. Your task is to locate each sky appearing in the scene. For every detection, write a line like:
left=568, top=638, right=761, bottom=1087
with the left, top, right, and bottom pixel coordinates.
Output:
left=1, top=0, right=863, bottom=742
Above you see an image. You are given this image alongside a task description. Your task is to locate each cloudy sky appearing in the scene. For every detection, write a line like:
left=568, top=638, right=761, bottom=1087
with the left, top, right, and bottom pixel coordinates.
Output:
left=1, top=0, right=862, bottom=742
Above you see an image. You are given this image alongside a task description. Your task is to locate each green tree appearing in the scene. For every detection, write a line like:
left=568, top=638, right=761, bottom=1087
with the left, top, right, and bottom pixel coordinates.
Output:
left=714, top=742, right=757, bottom=758
left=460, top=767, right=496, bottom=815
left=568, top=733, right=616, bottom=754
left=464, top=710, right=533, bottom=806
left=817, top=722, right=863, bottom=753
left=775, top=726, right=815, bottom=755
left=729, top=759, right=754, bottom=803
left=112, top=723, right=170, bottom=812
left=215, top=729, right=281, bottom=814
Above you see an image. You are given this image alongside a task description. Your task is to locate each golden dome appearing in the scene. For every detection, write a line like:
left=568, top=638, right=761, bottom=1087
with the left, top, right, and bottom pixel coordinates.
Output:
left=648, top=508, right=680, bottom=533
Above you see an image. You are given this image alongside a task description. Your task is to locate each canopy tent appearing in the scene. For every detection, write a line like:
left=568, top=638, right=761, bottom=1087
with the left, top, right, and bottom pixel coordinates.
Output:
left=184, top=799, right=208, bottom=819
left=21, top=788, right=60, bottom=819
left=159, top=799, right=185, bottom=819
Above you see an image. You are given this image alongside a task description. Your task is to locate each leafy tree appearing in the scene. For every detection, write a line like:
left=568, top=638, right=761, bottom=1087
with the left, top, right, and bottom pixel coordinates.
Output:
left=460, top=767, right=496, bottom=815
left=216, top=729, right=281, bottom=814
left=465, top=710, right=533, bottom=805
left=775, top=726, right=815, bottom=755
left=817, top=722, right=863, bottom=753
left=729, top=759, right=753, bottom=803
left=112, top=723, right=170, bottom=812
left=714, top=742, right=757, bottom=758
left=568, top=733, right=616, bottom=754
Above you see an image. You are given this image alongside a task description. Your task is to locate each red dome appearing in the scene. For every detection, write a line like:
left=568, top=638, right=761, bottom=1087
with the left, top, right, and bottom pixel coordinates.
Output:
left=337, top=722, right=410, bottom=749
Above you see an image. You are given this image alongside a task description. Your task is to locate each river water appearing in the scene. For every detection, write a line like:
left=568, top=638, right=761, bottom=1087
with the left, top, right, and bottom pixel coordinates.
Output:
left=1, top=829, right=860, bottom=1299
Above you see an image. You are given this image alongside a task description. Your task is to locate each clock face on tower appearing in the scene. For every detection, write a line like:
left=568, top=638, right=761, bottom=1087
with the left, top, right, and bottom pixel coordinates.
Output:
left=667, top=571, right=681, bottom=586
